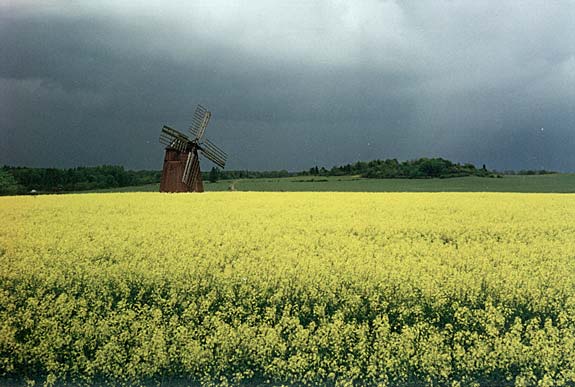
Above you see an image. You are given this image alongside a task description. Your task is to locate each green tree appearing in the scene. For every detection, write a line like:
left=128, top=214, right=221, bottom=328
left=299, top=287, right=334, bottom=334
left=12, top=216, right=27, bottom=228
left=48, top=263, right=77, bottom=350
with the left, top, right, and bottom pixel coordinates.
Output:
left=418, top=158, right=449, bottom=178
left=209, top=167, right=221, bottom=183
left=0, top=169, right=21, bottom=195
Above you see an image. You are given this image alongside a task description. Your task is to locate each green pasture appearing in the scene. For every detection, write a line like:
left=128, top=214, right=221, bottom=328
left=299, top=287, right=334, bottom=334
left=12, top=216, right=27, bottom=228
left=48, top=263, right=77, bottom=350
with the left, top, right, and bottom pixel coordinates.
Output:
left=89, top=174, right=575, bottom=193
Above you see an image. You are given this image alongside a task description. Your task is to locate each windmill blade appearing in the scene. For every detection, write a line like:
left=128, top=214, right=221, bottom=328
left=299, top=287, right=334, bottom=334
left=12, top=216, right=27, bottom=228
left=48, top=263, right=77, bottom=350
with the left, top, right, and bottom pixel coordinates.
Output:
left=160, top=125, right=191, bottom=151
left=199, top=138, right=227, bottom=168
left=200, top=149, right=226, bottom=169
left=189, top=105, right=211, bottom=140
left=190, top=154, right=202, bottom=187
left=202, top=138, right=227, bottom=161
left=182, top=151, right=202, bottom=188
left=161, top=125, right=190, bottom=141
left=195, top=111, right=211, bottom=140
left=189, top=105, right=208, bottom=136
left=182, top=152, right=195, bottom=186
left=159, top=133, right=187, bottom=152
left=199, top=148, right=226, bottom=168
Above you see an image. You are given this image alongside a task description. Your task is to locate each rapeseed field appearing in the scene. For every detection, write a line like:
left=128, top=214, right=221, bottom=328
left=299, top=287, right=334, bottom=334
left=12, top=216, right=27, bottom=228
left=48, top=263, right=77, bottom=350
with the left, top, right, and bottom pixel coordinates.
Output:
left=1, top=192, right=575, bottom=386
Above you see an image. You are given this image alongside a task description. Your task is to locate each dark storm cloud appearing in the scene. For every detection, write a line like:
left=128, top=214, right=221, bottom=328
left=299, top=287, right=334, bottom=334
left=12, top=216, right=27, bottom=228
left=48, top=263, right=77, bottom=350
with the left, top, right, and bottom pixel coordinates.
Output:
left=1, top=1, right=574, bottom=171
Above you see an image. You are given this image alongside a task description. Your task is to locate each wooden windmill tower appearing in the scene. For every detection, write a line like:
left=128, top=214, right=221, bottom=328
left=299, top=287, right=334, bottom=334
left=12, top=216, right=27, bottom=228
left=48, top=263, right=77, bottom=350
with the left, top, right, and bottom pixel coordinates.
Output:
left=159, top=105, right=227, bottom=192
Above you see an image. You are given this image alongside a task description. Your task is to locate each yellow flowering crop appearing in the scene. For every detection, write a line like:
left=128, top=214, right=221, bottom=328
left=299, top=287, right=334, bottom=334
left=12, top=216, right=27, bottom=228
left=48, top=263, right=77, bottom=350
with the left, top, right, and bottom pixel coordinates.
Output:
left=1, top=192, right=575, bottom=385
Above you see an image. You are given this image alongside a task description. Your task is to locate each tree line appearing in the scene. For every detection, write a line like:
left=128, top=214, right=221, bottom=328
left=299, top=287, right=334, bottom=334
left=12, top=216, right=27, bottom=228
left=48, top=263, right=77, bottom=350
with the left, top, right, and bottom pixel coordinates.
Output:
left=211, top=158, right=501, bottom=182
left=306, top=158, right=495, bottom=179
left=0, top=158, right=557, bottom=195
left=208, top=168, right=292, bottom=182
left=1, top=166, right=160, bottom=195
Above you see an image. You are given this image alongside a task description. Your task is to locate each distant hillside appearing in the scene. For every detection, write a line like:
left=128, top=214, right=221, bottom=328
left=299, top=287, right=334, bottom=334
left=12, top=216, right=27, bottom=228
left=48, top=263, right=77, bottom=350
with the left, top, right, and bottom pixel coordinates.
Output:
left=216, top=158, right=497, bottom=181
left=304, top=158, right=497, bottom=179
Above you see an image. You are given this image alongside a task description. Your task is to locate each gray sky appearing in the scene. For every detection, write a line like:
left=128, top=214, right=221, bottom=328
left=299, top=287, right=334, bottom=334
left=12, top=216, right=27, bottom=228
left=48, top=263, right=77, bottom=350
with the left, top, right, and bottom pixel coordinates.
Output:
left=1, top=1, right=574, bottom=171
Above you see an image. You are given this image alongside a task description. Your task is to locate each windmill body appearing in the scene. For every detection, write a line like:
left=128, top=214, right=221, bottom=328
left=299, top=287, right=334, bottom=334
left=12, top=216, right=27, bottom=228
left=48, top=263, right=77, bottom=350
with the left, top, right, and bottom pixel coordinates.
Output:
left=159, top=105, right=226, bottom=193
left=159, top=148, right=203, bottom=192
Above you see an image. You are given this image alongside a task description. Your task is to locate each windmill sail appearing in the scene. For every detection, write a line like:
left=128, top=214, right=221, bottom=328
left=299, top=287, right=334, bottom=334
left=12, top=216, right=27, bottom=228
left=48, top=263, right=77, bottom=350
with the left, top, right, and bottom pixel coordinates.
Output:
left=182, top=152, right=195, bottom=186
left=189, top=105, right=211, bottom=140
left=200, top=138, right=227, bottom=168
left=190, top=154, right=202, bottom=188
left=160, top=125, right=190, bottom=152
left=182, top=150, right=202, bottom=190
left=159, top=136, right=187, bottom=152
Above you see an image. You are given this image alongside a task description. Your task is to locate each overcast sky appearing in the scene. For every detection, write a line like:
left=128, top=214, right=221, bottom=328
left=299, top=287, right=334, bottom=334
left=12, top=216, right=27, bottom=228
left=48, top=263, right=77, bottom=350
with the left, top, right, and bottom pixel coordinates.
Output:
left=1, top=1, right=574, bottom=171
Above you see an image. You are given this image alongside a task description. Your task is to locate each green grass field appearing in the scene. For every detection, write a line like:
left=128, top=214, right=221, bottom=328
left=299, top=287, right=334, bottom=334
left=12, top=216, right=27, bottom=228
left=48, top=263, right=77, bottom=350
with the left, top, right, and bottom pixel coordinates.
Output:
left=90, top=174, right=575, bottom=193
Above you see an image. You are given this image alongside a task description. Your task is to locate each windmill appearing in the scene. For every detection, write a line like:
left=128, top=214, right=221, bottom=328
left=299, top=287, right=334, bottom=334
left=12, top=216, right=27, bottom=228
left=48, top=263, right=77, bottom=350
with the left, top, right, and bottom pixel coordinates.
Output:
left=159, top=105, right=227, bottom=192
